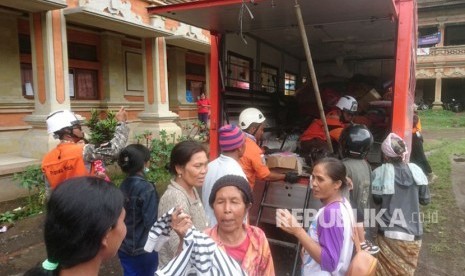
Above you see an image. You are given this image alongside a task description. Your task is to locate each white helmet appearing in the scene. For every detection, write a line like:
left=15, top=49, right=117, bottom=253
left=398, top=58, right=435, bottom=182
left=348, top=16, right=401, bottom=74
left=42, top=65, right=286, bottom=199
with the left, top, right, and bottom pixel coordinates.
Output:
left=238, top=108, right=266, bottom=130
left=46, top=110, right=80, bottom=134
left=336, top=95, right=358, bottom=113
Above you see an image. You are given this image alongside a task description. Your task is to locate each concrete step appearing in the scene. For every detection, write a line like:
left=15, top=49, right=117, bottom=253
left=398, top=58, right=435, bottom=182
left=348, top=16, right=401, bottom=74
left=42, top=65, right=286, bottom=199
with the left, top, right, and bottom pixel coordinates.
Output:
left=0, top=153, right=40, bottom=202
left=0, top=153, right=40, bottom=175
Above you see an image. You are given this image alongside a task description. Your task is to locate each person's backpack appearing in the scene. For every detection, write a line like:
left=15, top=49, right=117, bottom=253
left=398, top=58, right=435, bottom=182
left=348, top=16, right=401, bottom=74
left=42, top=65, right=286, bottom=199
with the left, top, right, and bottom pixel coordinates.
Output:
left=346, top=225, right=378, bottom=276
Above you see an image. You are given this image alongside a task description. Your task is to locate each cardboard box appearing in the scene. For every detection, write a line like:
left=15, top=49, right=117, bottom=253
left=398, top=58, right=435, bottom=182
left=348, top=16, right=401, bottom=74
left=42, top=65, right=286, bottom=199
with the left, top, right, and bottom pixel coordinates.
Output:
left=266, top=153, right=302, bottom=174
left=358, top=88, right=381, bottom=112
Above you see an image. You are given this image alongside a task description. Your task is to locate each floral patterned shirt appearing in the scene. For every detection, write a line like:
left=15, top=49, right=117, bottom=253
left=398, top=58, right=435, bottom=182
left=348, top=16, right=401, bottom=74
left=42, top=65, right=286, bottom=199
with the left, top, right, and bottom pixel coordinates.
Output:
left=205, top=224, right=275, bottom=276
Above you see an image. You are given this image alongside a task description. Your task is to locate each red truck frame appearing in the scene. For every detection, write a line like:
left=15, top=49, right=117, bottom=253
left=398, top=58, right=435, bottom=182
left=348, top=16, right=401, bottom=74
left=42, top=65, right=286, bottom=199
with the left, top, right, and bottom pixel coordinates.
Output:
left=149, top=0, right=417, bottom=158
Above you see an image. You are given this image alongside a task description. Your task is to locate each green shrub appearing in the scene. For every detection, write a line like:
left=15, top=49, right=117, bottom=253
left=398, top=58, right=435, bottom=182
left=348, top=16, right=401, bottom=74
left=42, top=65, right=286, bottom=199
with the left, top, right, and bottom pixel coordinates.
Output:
left=86, top=109, right=118, bottom=146
left=0, top=211, right=17, bottom=224
left=0, top=165, right=47, bottom=223
left=178, top=120, right=209, bottom=142
left=144, top=130, right=176, bottom=195
left=13, top=165, right=46, bottom=207
left=134, top=125, right=207, bottom=196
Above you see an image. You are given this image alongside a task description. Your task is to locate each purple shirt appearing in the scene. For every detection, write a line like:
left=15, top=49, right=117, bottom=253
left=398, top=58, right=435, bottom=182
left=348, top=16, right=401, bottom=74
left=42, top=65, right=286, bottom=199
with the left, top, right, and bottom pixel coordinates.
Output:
left=317, top=202, right=344, bottom=272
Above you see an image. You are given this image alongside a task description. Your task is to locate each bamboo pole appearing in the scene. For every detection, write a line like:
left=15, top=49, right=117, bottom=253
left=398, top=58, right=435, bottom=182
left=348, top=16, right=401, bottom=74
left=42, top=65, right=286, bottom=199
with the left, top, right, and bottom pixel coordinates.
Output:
left=294, top=0, right=333, bottom=153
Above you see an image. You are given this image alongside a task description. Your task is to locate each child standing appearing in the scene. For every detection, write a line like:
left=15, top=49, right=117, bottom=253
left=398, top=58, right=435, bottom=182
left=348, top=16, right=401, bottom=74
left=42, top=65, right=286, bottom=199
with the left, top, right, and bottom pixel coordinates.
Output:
left=117, top=144, right=159, bottom=276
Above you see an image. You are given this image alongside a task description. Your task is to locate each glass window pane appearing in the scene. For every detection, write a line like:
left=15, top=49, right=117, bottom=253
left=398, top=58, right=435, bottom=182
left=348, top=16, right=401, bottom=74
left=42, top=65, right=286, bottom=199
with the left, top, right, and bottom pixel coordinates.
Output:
left=261, top=64, right=278, bottom=93
left=227, top=53, right=251, bottom=90
left=284, top=72, right=297, bottom=96
left=73, top=69, right=98, bottom=99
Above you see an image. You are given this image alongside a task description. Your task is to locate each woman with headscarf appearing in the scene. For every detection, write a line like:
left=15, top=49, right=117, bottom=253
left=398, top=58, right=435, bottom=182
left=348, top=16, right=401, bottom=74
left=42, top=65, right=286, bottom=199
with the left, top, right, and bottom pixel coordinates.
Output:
left=372, top=133, right=431, bottom=276
left=205, top=175, right=275, bottom=276
left=150, top=175, right=274, bottom=275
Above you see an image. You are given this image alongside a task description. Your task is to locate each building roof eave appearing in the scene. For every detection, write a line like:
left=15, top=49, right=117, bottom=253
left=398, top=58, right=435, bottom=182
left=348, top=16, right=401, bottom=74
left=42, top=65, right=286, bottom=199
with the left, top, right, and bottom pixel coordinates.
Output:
left=64, top=6, right=172, bottom=38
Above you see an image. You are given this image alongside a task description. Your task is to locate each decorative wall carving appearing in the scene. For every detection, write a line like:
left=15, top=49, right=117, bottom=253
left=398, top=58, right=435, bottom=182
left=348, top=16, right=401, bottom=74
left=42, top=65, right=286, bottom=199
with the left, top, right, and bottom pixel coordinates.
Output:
left=174, top=23, right=209, bottom=43
left=443, top=67, right=465, bottom=77
left=429, top=46, right=465, bottom=56
left=416, top=68, right=435, bottom=79
left=79, top=0, right=143, bottom=23
left=150, top=15, right=165, bottom=29
left=78, top=0, right=210, bottom=44
left=416, top=67, right=465, bottom=78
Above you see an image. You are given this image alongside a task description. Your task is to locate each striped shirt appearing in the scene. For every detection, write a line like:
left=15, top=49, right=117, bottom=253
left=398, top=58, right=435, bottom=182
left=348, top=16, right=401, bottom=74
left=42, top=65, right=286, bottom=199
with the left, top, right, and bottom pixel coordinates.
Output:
left=145, top=208, right=247, bottom=276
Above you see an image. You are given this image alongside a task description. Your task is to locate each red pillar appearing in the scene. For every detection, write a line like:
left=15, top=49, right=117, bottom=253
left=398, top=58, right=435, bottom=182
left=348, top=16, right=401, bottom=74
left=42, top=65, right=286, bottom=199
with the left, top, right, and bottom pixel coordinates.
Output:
left=209, top=33, right=220, bottom=159
left=392, top=0, right=416, bottom=141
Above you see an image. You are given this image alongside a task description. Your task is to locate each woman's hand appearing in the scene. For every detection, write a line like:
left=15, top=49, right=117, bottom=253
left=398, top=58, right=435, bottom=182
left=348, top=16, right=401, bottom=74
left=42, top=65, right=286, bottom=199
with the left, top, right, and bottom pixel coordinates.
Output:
left=172, top=207, right=192, bottom=238
left=277, top=210, right=322, bottom=263
left=276, top=209, right=303, bottom=236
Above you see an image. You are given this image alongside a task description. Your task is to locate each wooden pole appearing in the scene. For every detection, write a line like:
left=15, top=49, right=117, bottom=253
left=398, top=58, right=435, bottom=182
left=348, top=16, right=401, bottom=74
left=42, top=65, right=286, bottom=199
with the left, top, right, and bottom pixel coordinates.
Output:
left=294, top=0, right=333, bottom=153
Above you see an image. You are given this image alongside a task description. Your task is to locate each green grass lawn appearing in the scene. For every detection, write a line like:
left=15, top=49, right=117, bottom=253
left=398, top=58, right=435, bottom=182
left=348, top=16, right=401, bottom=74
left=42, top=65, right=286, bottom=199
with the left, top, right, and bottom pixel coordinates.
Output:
left=420, top=138, right=465, bottom=270
left=418, top=112, right=465, bottom=272
left=419, top=109, right=465, bottom=130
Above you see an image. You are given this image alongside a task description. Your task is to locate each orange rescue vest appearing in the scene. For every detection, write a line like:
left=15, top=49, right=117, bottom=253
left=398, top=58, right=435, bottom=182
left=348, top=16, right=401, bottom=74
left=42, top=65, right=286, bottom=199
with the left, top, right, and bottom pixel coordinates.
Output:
left=41, top=143, right=90, bottom=189
left=300, top=110, right=344, bottom=142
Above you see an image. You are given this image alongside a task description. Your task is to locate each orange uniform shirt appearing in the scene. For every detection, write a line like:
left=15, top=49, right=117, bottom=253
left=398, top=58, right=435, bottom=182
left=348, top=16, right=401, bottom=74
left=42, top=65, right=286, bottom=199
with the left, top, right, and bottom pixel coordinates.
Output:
left=300, top=110, right=344, bottom=142
left=41, top=143, right=90, bottom=189
left=239, top=137, right=270, bottom=189
left=300, top=110, right=370, bottom=142
left=413, top=116, right=422, bottom=133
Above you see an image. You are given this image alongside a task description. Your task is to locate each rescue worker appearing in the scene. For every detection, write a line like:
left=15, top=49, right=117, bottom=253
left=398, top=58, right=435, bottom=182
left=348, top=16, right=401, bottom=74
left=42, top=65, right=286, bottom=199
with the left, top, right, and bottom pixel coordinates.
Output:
left=339, top=124, right=379, bottom=254
left=411, top=111, right=438, bottom=183
left=300, top=95, right=358, bottom=156
left=339, top=124, right=373, bottom=211
left=238, top=107, right=299, bottom=190
left=42, top=107, right=129, bottom=192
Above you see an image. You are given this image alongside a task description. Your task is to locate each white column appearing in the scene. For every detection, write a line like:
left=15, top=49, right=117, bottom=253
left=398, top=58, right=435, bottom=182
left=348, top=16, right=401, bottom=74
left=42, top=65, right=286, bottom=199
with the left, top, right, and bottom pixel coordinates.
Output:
left=133, top=37, right=181, bottom=140
left=21, top=10, right=71, bottom=158
left=438, top=23, right=445, bottom=47
left=432, top=68, right=443, bottom=109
